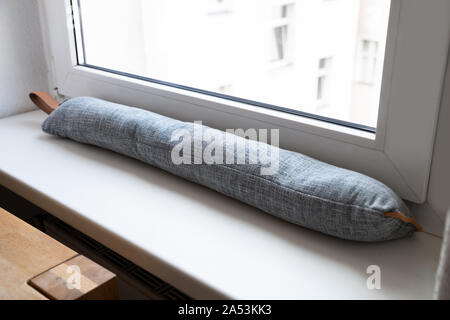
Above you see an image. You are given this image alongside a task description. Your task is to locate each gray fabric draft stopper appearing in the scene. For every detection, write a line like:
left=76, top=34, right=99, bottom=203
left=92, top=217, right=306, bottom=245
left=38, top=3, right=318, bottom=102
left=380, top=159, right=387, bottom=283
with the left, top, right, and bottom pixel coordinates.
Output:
left=42, top=96, right=422, bottom=241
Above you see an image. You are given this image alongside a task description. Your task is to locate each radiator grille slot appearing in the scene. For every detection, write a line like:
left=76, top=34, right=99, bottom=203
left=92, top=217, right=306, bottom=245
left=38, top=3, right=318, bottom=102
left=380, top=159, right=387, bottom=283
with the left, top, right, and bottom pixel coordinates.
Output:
left=102, top=249, right=134, bottom=270
left=42, top=214, right=190, bottom=300
left=130, top=268, right=166, bottom=291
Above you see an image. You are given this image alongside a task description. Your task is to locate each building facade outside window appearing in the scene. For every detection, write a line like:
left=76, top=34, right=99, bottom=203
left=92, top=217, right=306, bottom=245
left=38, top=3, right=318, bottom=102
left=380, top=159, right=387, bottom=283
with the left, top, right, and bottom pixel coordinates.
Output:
left=74, top=0, right=391, bottom=128
left=358, top=40, right=379, bottom=84
left=271, top=3, right=293, bottom=62
left=317, top=57, right=333, bottom=106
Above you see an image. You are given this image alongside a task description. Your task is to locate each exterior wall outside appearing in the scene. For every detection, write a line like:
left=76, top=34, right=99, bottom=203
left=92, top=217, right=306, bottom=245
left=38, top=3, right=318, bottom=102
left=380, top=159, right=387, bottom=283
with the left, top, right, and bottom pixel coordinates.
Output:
left=81, top=0, right=389, bottom=128
left=350, top=0, right=390, bottom=127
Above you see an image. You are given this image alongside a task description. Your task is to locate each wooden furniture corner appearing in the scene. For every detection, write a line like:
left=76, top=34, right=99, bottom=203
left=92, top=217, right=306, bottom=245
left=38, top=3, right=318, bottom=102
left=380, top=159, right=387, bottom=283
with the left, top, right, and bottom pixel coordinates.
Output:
left=0, top=207, right=117, bottom=300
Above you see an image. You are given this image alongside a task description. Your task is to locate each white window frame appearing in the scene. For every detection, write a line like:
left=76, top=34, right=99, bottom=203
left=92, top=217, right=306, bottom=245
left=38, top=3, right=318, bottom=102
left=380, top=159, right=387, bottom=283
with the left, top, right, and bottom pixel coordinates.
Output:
left=38, top=0, right=450, bottom=204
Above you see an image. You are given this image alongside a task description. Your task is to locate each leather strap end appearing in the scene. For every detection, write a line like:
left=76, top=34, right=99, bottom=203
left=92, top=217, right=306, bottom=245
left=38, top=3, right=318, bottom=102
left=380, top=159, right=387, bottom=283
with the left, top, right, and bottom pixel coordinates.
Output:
left=29, top=91, right=59, bottom=114
left=385, top=212, right=423, bottom=232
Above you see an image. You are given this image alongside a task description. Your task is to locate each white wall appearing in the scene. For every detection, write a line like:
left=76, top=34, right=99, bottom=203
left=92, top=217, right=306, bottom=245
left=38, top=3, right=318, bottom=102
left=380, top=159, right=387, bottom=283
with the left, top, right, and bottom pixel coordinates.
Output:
left=0, top=0, right=49, bottom=119
left=427, top=48, right=450, bottom=221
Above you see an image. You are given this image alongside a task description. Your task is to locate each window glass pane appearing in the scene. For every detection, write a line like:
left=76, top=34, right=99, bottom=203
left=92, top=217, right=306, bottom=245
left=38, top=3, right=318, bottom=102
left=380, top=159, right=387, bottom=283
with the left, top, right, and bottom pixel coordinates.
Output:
left=274, top=25, right=287, bottom=61
left=317, top=56, right=331, bottom=101
left=362, top=39, right=371, bottom=52
left=317, top=76, right=324, bottom=100
left=281, top=5, right=289, bottom=18
left=76, top=0, right=391, bottom=129
left=358, top=39, right=379, bottom=84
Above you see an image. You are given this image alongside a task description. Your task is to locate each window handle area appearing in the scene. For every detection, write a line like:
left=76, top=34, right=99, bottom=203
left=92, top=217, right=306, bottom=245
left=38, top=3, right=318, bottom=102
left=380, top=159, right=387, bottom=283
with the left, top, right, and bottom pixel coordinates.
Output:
left=29, top=91, right=59, bottom=114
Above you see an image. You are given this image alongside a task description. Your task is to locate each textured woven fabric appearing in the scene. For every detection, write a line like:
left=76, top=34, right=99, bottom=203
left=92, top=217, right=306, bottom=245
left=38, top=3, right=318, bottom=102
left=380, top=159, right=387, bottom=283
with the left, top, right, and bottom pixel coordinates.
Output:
left=42, top=97, right=419, bottom=241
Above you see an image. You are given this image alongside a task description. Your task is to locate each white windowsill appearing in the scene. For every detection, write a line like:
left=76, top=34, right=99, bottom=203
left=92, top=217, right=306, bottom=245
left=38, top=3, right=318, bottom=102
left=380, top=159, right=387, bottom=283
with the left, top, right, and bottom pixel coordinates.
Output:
left=0, top=110, right=442, bottom=299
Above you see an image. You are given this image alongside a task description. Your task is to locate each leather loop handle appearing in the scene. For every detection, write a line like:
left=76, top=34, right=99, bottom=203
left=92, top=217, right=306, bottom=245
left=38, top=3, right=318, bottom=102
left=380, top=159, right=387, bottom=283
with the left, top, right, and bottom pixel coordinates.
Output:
left=385, top=212, right=423, bottom=232
left=29, top=91, right=59, bottom=114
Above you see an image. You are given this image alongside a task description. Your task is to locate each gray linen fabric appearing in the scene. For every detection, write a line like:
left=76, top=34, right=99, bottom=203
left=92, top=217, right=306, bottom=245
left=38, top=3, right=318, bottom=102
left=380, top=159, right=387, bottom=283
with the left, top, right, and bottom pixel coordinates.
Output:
left=435, top=210, right=450, bottom=299
left=42, top=97, right=419, bottom=241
